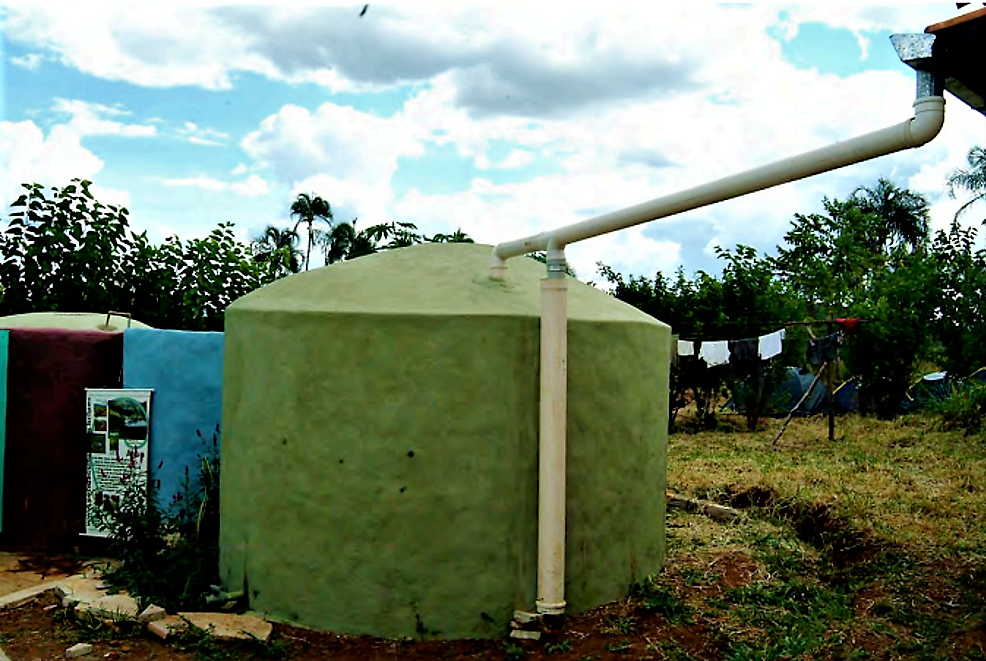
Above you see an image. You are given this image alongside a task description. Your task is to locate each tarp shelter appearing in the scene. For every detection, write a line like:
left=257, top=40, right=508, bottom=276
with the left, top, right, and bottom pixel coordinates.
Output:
left=0, top=312, right=152, bottom=333
left=832, top=377, right=860, bottom=414
left=771, top=367, right=829, bottom=415
left=123, top=329, right=224, bottom=509
left=725, top=367, right=829, bottom=416
left=967, top=367, right=986, bottom=384
left=0, top=329, right=122, bottom=550
left=901, top=371, right=955, bottom=412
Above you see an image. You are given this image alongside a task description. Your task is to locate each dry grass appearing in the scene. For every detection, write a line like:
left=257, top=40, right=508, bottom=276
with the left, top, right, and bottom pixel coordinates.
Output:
left=669, top=411, right=986, bottom=561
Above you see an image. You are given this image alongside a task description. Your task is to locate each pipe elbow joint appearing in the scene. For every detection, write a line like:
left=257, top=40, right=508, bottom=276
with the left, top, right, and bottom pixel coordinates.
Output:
left=489, top=249, right=508, bottom=280
left=906, top=96, right=945, bottom=148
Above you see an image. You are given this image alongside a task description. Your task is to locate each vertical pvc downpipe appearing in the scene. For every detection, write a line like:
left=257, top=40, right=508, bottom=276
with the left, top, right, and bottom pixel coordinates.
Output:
left=537, top=241, right=568, bottom=615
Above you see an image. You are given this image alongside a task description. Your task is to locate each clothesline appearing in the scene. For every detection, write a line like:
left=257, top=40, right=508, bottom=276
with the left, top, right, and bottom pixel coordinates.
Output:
left=676, top=317, right=868, bottom=342
left=677, top=328, right=786, bottom=365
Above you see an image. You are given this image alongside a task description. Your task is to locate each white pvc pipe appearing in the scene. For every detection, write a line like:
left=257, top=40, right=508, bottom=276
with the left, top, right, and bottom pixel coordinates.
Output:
left=506, top=94, right=944, bottom=621
left=536, top=275, right=568, bottom=615
left=491, top=96, right=945, bottom=266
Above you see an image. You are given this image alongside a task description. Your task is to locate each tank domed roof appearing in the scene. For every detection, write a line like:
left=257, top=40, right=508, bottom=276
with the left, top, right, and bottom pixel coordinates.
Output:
left=0, top=312, right=153, bottom=332
left=230, top=242, right=664, bottom=326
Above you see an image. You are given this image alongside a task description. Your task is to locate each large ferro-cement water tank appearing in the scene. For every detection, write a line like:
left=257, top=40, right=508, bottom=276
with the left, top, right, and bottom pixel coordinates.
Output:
left=219, top=243, right=670, bottom=639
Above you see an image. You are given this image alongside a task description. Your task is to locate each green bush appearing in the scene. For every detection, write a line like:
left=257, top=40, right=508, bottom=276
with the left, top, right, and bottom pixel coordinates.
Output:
left=930, top=381, right=986, bottom=434
left=93, top=428, right=222, bottom=612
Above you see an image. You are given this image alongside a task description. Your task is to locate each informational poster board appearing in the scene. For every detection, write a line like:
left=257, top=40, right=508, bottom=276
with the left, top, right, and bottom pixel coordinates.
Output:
left=84, top=389, right=153, bottom=537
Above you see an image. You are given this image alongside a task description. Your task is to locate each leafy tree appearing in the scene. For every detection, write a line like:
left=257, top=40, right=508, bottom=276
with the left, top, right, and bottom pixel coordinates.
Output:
left=842, top=249, right=938, bottom=419
left=161, top=223, right=270, bottom=331
left=773, top=197, right=890, bottom=316
left=290, top=192, right=333, bottom=270
left=774, top=183, right=935, bottom=418
left=947, top=145, right=986, bottom=224
left=930, top=220, right=986, bottom=376
left=716, top=245, right=801, bottom=430
left=250, top=225, right=303, bottom=277
left=0, top=179, right=277, bottom=331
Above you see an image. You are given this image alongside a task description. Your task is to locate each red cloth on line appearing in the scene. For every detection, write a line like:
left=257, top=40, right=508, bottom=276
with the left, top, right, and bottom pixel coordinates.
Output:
left=835, top=318, right=862, bottom=333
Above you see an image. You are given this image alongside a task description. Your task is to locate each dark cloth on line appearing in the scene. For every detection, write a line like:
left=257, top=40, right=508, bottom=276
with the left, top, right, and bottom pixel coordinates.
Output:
left=729, top=338, right=760, bottom=366
left=807, top=333, right=841, bottom=366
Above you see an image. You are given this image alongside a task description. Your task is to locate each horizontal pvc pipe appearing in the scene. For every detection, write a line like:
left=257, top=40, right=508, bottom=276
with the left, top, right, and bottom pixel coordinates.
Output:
left=491, top=96, right=945, bottom=266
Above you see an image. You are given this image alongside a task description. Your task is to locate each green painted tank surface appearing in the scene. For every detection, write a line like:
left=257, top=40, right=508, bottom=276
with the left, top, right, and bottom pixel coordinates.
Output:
left=220, top=243, right=670, bottom=639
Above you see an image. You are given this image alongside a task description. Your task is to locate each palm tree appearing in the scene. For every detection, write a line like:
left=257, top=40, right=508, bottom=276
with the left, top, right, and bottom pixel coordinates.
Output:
left=290, top=193, right=333, bottom=270
left=429, top=228, right=475, bottom=243
left=321, top=220, right=358, bottom=264
left=947, top=146, right=986, bottom=223
left=850, top=178, right=931, bottom=251
left=319, top=219, right=430, bottom=264
left=251, top=225, right=303, bottom=276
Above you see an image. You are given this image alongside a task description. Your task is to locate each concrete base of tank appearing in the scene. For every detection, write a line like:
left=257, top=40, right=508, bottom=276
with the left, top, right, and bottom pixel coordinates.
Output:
left=219, top=243, right=670, bottom=639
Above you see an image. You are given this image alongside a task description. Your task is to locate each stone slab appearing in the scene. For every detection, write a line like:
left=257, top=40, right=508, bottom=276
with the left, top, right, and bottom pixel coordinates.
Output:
left=54, top=576, right=107, bottom=607
left=76, top=593, right=140, bottom=620
left=178, top=612, right=273, bottom=642
left=138, top=604, right=167, bottom=623
left=0, top=581, right=61, bottom=610
left=147, top=615, right=188, bottom=640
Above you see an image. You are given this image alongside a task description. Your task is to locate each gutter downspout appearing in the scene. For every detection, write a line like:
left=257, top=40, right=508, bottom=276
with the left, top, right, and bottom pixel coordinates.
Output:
left=536, top=239, right=568, bottom=616
left=500, top=42, right=943, bottom=621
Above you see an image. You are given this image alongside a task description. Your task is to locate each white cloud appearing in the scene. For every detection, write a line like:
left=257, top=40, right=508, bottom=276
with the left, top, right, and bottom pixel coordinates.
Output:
left=232, top=174, right=270, bottom=196
left=51, top=98, right=157, bottom=137
left=162, top=176, right=229, bottom=192
left=0, top=120, right=105, bottom=208
left=483, top=149, right=534, bottom=170
left=242, top=102, right=423, bottom=188
left=178, top=121, right=229, bottom=146
left=160, top=174, right=271, bottom=197
left=90, top=185, right=132, bottom=209
left=9, top=53, right=44, bottom=70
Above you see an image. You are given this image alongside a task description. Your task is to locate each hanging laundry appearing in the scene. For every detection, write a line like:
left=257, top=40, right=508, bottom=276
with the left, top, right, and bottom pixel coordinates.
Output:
left=699, top=340, right=730, bottom=366
left=835, top=318, right=862, bottom=334
left=758, top=328, right=786, bottom=360
left=728, top=338, right=760, bottom=365
left=807, top=333, right=841, bottom=366
left=677, top=340, right=694, bottom=356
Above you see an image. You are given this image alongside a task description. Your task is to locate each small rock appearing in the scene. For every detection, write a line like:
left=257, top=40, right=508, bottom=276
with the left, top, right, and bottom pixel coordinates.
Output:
left=509, top=629, right=541, bottom=640
left=66, top=642, right=94, bottom=658
left=138, top=604, right=167, bottom=623
left=147, top=615, right=187, bottom=640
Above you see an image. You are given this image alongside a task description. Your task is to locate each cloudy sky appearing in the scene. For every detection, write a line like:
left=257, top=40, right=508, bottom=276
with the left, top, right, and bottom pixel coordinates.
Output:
left=2, top=2, right=985, bottom=280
